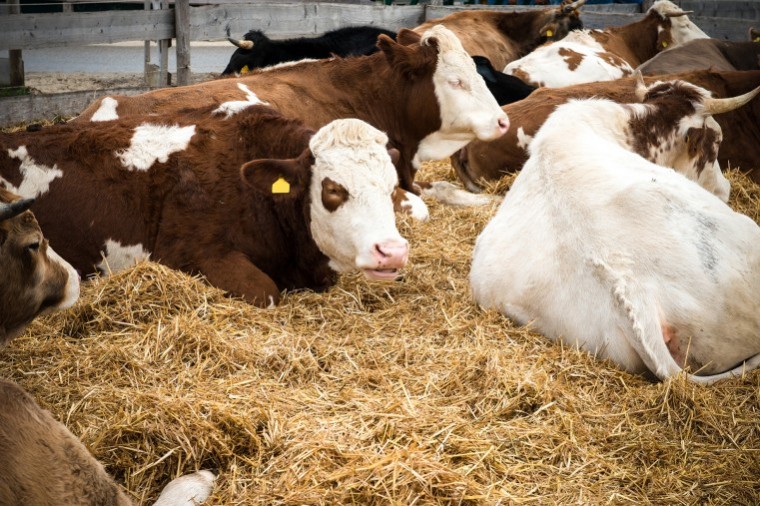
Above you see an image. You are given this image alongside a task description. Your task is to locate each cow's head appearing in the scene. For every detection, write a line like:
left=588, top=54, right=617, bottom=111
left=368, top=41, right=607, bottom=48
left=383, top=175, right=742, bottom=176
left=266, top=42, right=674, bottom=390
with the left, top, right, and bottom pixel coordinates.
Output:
left=629, top=74, right=760, bottom=202
left=222, top=30, right=271, bottom=75
left=0, top=188, right=79, bottom=346
left=241, top=119, right=409, bottom=281
left=380, top=26, right=510, bottom=165
left=649, top=0, right=709, bottom=52
left=537, top=0, right=586, bottom=41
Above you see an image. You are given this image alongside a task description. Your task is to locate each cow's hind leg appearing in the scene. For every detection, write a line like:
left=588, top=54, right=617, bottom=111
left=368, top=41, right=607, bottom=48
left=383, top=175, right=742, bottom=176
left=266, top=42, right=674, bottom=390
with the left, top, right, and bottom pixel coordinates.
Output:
left=198, top=251, right=281, bottom=307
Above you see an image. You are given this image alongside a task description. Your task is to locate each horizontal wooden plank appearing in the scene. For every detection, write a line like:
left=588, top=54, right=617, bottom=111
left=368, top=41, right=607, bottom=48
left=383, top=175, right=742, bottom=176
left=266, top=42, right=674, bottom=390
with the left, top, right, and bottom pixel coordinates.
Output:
left=0, top=10, right=174, bottom=50
left=190, top=4, right=425, bottom=40
left=581, top=12, right=756, bottom=41
left=424, top=4, right=640, bottom=20
left=0, top=86, right=151, bottom=127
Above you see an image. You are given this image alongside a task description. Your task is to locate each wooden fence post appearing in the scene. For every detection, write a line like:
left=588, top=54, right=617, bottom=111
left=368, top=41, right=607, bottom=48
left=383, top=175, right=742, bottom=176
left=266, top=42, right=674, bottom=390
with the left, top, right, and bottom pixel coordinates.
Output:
left=8, top=0, right=23, bottom=87
left=175, top=0, right=191, bottom=86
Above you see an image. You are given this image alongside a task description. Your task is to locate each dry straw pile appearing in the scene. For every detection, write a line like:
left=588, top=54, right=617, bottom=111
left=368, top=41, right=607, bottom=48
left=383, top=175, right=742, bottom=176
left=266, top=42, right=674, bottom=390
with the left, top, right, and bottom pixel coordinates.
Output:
left=1, top=161, right=759, bottom=505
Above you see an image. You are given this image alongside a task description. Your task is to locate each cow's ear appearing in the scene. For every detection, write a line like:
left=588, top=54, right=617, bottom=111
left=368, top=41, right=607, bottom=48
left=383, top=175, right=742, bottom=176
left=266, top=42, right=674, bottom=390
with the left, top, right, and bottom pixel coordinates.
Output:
left=241, top=158, right=309, bottom=198
left=378, top=34, right=435, bottom=79
left=396, top=28, right=421, bottom=46
left=538, top=22, right=559, bottom=40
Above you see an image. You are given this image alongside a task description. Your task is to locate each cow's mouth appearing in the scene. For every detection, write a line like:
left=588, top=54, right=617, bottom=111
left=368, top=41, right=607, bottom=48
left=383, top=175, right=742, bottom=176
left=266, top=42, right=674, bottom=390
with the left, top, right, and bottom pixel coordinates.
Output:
left=363, top=268, right=400, bottom=281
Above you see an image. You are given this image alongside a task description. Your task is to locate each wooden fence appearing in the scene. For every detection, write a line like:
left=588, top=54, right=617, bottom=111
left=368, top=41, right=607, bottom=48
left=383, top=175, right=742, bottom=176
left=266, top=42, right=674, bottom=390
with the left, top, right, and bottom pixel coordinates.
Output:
left=0, top=0, right=758, bottom=126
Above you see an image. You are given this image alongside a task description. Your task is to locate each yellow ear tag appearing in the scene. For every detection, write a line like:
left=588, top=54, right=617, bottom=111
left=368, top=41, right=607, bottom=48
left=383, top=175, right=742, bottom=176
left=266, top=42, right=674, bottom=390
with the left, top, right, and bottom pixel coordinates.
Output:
left=241, top=65, right=250, bottom=74
left=754, top=37, right=760, bottom=43
left=662, top=41, right=668, bottom=48
left=546, top=29, right=554, bottom=37
left=272, top=177, right=290, bottom=194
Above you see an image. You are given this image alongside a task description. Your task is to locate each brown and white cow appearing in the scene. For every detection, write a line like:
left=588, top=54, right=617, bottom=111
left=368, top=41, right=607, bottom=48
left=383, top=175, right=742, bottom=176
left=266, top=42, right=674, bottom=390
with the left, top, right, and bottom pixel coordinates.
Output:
left=0, top=188, right=215, bottom=505
left=637, top=39, right=760, bottom=76
left=74, top=26, right=509, bottom=196
left=504, top=0, right=708, bottom=87
left=412, top=0, right=586, bottom=70
left=1, top=107, right=410, bottom=307
left=453, top=70, right=760, bottom=192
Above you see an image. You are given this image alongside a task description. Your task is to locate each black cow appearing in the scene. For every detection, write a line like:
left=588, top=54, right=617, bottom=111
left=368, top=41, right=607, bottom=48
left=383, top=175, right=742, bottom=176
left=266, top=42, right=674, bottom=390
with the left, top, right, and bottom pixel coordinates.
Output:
left=222, top=26, right=397, bottom=75
left=473, top=55, right=536, bottom=105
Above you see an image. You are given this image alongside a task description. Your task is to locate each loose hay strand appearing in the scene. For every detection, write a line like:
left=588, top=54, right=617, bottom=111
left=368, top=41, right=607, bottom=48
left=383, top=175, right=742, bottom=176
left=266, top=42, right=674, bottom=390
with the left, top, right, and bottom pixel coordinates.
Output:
left=1, top=162, right=759, bottom=505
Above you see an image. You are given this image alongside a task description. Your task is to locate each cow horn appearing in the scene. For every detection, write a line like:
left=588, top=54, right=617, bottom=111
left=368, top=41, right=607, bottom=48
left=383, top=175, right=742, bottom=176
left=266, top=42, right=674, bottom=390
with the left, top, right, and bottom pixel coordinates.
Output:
left=633, top=71, right=647, bottom=102
left=561, top=0, right=586, bottom=14
left=227, top=37, right=254, bottom=50
left=0, top=198, right=35, bottom=222
left=702, top=85, right=760, bottom=115
left=665, top=11, right=694, bottom=18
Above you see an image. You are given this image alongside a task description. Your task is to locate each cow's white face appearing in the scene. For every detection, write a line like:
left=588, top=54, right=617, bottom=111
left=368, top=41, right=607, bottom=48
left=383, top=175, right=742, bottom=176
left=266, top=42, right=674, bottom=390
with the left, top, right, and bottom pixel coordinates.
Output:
left=308, top=119, right=409, bottom=280
left=651, top=0, right=709, bottom=49
left=670, top=114, right=729, bottom=202
left=628, top=81, right=731, bottom=202
left=415, top=26, right=509, bottom=167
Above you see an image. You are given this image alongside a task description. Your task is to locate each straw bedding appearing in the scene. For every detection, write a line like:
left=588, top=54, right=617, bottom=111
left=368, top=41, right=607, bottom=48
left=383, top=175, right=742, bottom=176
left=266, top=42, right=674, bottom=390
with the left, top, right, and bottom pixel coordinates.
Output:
left=1, top=160, right=759, bottom=505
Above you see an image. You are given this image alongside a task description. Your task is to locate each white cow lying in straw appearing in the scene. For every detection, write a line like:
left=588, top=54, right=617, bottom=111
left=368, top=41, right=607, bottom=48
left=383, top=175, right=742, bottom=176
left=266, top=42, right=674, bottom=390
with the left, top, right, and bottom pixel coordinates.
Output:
left=470, top=76, right=760, bottom=384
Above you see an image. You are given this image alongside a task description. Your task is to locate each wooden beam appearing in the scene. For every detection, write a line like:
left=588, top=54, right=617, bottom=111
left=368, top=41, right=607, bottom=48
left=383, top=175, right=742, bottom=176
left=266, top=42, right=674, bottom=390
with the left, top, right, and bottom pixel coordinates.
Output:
left=189, top=4, right=425, bottom=41
left=0, top=86, right=151, bottom=127
left=175, top=0, right=191, bottom=86
left=7, top=0, right=23, bottom=87
left=0, top=9, right=174, bottom=50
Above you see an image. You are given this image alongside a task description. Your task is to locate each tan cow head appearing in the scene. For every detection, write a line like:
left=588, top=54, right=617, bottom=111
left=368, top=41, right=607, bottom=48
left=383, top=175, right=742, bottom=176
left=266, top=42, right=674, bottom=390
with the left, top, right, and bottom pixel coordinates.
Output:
left=0, top=188, right=79, bottom=346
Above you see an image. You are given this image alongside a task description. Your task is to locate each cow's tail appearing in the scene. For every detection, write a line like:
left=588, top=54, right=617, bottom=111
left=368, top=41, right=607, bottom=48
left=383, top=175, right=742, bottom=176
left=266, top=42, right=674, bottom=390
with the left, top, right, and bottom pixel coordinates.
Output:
left=595, top=257, right=760, bottom=385
left=415, top=181, right=502, bottom=207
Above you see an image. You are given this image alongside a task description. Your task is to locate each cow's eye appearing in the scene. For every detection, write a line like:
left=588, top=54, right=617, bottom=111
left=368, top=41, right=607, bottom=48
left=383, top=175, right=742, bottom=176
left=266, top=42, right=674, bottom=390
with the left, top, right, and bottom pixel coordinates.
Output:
left=26, top=241, right=40, bottom=253
left=449, top=79, right=464, bottom=89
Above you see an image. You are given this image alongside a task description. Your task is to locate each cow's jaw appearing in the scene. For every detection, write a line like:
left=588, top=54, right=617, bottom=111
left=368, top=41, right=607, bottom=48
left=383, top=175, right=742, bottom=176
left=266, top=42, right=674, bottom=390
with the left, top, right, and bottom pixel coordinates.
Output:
left=307, top=119, right=409, bottom=279
left=46, top=246, right=80, bottom=310
left=420, top=26, right=509, bottom=164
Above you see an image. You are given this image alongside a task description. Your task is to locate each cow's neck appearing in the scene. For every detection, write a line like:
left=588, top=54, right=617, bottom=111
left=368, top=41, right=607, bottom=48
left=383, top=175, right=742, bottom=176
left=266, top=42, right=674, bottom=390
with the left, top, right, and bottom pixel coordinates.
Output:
left=242, top=187, right=336, bottom=292
left=607, top=14, right=661, bottom=66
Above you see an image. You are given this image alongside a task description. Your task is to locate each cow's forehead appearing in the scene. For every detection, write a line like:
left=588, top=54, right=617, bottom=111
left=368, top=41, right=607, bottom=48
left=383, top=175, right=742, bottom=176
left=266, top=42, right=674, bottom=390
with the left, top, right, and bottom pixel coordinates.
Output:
left=309, top=119, right=397, bottom=189
left=421, top=25, right=472, bottom=68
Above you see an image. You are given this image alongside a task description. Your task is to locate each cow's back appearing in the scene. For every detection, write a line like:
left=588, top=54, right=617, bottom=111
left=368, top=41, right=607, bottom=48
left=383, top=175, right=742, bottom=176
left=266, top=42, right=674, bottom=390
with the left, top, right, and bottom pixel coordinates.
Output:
left=414, top=11, right=522, bottom=69
left=455, top=70, right=760, bottom=186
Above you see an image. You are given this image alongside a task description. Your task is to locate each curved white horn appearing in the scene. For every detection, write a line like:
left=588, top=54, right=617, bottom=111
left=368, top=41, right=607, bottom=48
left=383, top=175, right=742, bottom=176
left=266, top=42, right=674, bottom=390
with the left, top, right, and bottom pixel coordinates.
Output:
left=665, top=11, right=694, bottom=18
left=561, top=0, right=586, bottom=14
left=227, top=37, right=254, bottom=50
left=702, top=85, right=760, bottom=116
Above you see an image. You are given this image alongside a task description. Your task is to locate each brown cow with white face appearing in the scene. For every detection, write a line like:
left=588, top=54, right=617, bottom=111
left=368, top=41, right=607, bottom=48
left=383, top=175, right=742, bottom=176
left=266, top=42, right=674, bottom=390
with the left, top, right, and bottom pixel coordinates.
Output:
left=74, top=26, right=509, bottom=197
left=413, top=0, right=586, bottom=70
left=504, top=0, right=708, bottom=87
left=0, top=188, right=215, bottom=505
left=453, top=70, right=760, bottom=193
left=1, top=106, right=409, bottom=307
